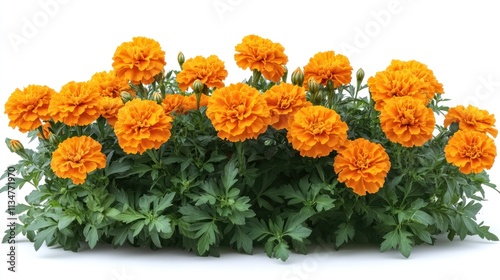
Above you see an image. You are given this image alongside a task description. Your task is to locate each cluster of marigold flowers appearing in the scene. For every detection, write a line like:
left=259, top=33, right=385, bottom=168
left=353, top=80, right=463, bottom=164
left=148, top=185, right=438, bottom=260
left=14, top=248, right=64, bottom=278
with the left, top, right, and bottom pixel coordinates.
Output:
left=4, top=35, right=497, bottom=196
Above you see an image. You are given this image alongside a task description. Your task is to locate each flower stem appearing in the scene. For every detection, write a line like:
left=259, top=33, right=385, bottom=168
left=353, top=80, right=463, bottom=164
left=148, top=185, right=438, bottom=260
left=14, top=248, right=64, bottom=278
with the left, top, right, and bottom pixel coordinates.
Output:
left=252, top=69, right=262, bottom=89
left=235, top=141, right=245, bottom=172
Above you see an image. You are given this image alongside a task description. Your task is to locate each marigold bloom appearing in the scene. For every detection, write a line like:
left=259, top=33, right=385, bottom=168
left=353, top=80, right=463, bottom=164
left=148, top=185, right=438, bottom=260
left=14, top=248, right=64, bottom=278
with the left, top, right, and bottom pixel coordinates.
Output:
left=112, top=36, right=166, bottom=84
left=4, top=84, right=54, bottom=132
left=48, top=81, right=102, bottom=126
left=287, top=106, right=348, bottom=158
left=161, top=94, right=188, bottom=115
left=50, top=136, right=106, bottom=185
left=263, top=83, right=312, bottom=130
left=444, top=130, right=496, bottom=174
left=176, top=55, right=228, bottom=91
left=89, top=70, right=132, bottom=98
left=206, top=83, right=271, bottom=142
left=100, top=97, right=124, bottom=126
left=386, top=59, right=444, bottom=100
left=114, top=99, right=173, bottom=154
left=367, top=69, right=429, bottom=111
left=333, top=138, right=391, bottom=196
left=303, top=51, right=353, bottom=89
left=234, top=34, right=288, bottom=83
left=444, top=105, right=497, bottom=138
left=379, top=96, right=435, bottom=147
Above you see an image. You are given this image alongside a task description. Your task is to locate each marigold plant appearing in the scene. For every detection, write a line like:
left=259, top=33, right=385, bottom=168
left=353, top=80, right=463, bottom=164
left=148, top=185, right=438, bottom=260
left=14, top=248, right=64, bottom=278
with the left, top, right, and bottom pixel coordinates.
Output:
left=444, top=105, right=498, bottom=138
left=234, top=34, right=288, bottom=83
left=444, top=130, right=497, bottom=174
left=4, top=84, right=54, bottom=132
left=206, top=83, right=271, bottom=142
left=114, top=99, right=173, bottom=154
left=379, top=96, right=436, bottom=147
left=48, top=81, right=102, bottom=126
left=2, top=35, right=499, bottom=262
left=333, top=138, right=391, bottom=196
left=50, top=136, right=106, bottom=185
left=112, top=36, right=166, bottom=84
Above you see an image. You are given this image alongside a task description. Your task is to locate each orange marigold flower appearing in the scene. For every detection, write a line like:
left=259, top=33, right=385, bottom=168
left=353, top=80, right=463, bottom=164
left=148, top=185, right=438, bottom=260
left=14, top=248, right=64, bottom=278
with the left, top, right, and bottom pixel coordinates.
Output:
left=367, top=69, right=429, bottom=111
left=234, top=34, right=288, bottom=83
left=206, top=83, right=271, bottom=142
left=379, top=96, right=436, bottom=147
left=176, top=55, right=228, bottom=91
left=100, top=97, right=124, bottom=126
left=287, top=106, right=348, bottom=158
left=333, top=138, right=391, bottom=196
left=444, top=105, right=497, bottom=138
left=386, top=59, right=444, bottom=100
left=48, top=81, right=101, bottom=126
left=89, top=70, right=133, bottom=98
left=263, top=83, right=312, bottom=130
left=114, top=99, right=173, bottom=154
left=303, top=51, right=353, bottom=89
left=161, top=94, right=188, bottom=115
left=444, top=130, right=496, bottom=174
left=112, top=36, right=166, bottom=84
left=4, top=84, right=54, bottom=133
left=50, top=136, right=106, bottom=185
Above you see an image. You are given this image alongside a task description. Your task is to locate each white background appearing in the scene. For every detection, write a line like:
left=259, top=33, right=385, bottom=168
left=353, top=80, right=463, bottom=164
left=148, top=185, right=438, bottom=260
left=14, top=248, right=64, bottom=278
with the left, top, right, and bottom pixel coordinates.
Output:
left=1, top=0, right=500, bottom=279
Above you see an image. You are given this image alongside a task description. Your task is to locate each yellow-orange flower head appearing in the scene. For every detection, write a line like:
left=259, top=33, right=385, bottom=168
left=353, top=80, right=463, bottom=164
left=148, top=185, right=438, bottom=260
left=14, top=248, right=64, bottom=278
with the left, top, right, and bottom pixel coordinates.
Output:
left=263, top=83, right=312, bottom=130
left=444, top=130, right=496, bottom=174
left=234, top=34, right=288, bottom=83
left=303, top=51, right=353, bottom=89
left=50, top=136, right=106, bottom=185
left=4, top=84, right=54, bottom=133
left=287, top=106, right=348, bottom=158
left=379, top=96, right=435, bottom=147
left=48, top=81, right=102, bottom=126
left=161, top=94, right=188, bottom=115
left=114, top=99, right=173, bottom=154
left=89, top=70, right=133, bottom=98
left=206, top=83, right=271, bottom=142
left=444, top=105, right=497, bottom=138
left=386, top=59, right=444, bottom=100
left=367, top=68, right=429, bottom=111
left=100, top=97, right=124, bottom=127
left=176, top=55, right=228, bottom=91
left=333, top=138, right=391, bottom=196
left=112, top=36, right=166, bottom=84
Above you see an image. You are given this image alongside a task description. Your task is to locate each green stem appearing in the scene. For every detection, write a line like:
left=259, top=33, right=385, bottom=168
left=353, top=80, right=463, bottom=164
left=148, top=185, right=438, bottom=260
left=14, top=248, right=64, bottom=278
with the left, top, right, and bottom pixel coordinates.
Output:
left=252, top=69, right=262, bottom=89
left=235, top=141, right=245, bottom=172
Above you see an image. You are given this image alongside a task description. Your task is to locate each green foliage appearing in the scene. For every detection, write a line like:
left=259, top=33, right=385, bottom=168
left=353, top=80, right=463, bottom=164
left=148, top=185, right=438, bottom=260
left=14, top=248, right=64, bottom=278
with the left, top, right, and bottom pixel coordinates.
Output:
left=2, top=64, right=498, bottom=262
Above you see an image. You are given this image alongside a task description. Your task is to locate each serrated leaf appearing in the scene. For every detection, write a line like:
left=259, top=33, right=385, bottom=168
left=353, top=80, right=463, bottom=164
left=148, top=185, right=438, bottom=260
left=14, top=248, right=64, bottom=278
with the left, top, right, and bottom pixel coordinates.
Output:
left=57, top=216, right=75, bottom=230
left=105, top=160, right=132, bottom=176
left=335, top=223, right=355, bottom=248
left=83, top=225, right=99, bottom=249
left=115, top=211, right=145, bottom=223
left=34, top=226, right=57, bottom=251
left=222, top=161, right=238, bottom=191
left=412, top=210, right=434, bottom=226
left=230, top=226, right=253, bottom=254
left=155, top=192, right=175, bottom=213
left=273, top=241, right=290, bottom=261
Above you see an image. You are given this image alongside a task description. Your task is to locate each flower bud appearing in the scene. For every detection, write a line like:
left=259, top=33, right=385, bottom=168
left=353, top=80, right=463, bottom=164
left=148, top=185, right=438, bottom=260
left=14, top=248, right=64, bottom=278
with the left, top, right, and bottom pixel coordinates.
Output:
left=291, top=67, right=304, bottom=86
left=193, top=79, right=204, bottom=93
left=49, top=133, right=59, bottom=146
left=178, top=52, right=185, bottom=69
left=120, top=91, right=134, bottom=103
left=9, top=139, right=24, bottom=153
left=307, top=77, right=320, bottom=94
left=356, top=68, right=365, bottom=84
left=281, top=65, right=288, bottom=83
left=151, top=91, right=163, bottom=104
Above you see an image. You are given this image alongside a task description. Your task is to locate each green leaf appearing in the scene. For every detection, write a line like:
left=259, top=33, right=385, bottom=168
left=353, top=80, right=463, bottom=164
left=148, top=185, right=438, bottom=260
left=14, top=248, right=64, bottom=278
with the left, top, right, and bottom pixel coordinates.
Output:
left=222, top=161, right=238, bottom=191
left=381, top=228, right=414, bottom=258
left=105, top=160, right=132, bottom=176
left=155, top=192, right=175, bottom=213
left=33, top=226, right=57, bottom=251
left=26, top=218, right=57, bottom=231
left=191, top=221, right=219, bottom=255
left=411, top=210, right=434, bottom=226
left=57, top=216, right=75, bottom=230
left=83, top=225, right=99, bottom=249
left=335, top=223, right=355, bottom=248
left=230, top=226, right=253, bottom=254
left=273, top=241, right=290, bottom=262
left=115, top=211, right=146, bottom=223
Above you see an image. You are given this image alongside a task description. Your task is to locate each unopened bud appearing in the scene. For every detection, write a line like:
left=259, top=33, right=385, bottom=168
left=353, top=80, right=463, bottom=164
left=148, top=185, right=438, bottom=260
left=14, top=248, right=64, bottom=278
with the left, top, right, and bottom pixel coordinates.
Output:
left=193, top=79, right=204, bottom=93
left=307, top=77, right=320, bottom=94
left=356, top=68, right=365, bottom=84
left=281, top=65, right=288, bottom=83
left=120, top=91, right=134, bottom=103
left=9, top=139, right=24, bottom=153
left=151, top=91, right=163, bottom=104
left=291, top=67, right=304, bottom=86
left=178, top=52, right=185, bottom=69
left=49, top=133, right=59, bottom=146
